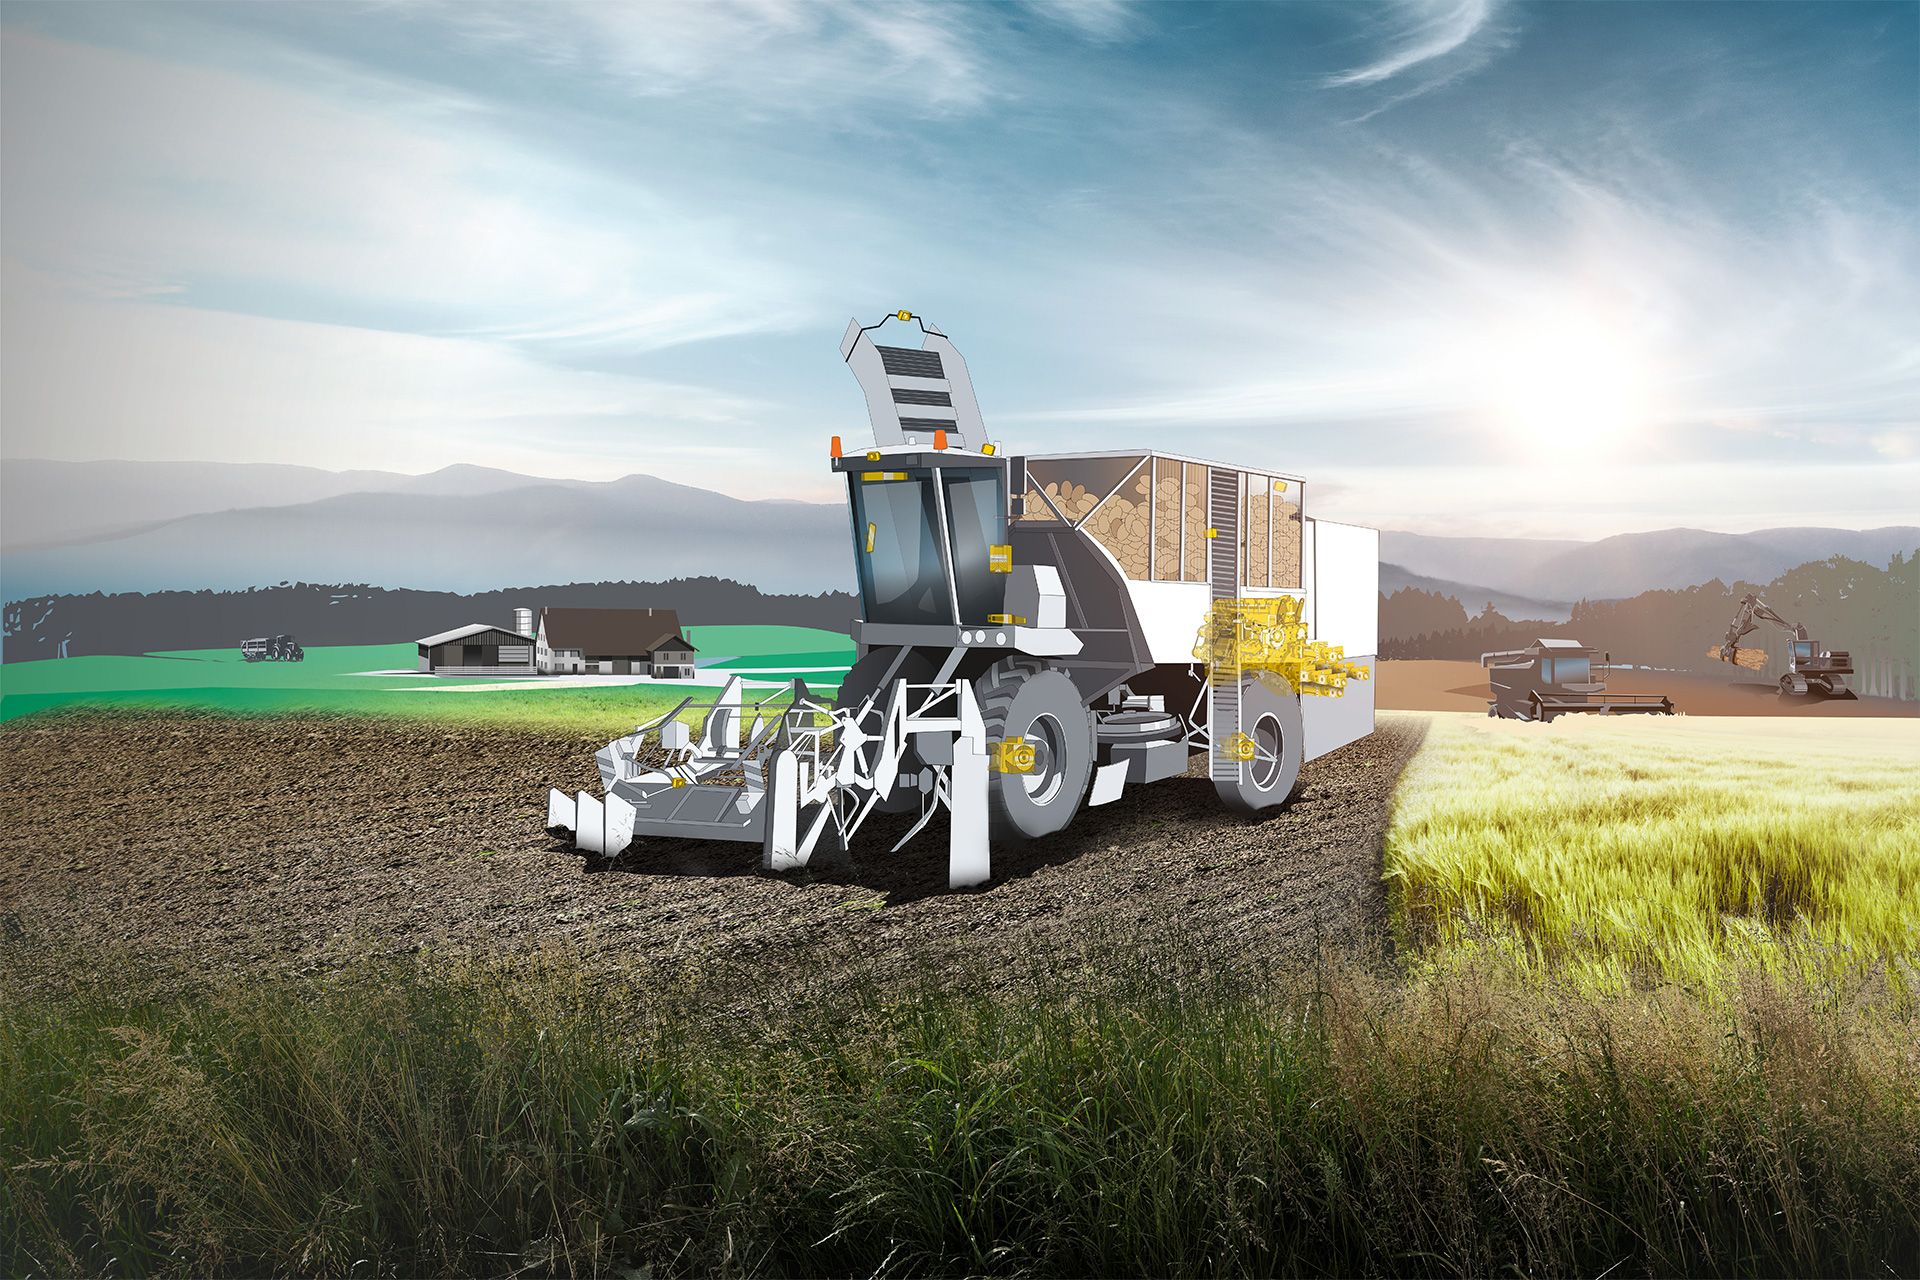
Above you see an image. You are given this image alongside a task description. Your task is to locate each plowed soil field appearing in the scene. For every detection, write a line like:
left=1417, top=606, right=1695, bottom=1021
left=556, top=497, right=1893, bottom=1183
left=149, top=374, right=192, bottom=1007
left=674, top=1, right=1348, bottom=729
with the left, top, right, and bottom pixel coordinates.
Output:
left=1, top=712, right=1428, bottom=991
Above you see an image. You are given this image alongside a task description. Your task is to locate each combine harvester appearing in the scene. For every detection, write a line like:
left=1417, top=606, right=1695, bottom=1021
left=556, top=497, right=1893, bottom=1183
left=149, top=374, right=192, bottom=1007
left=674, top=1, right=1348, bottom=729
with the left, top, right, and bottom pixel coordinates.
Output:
left=1481, top=638, right=1674, bottom=722
left=546, top=313, right=1377, bottom=888
left=1711, top=592, right=1854, bottom=697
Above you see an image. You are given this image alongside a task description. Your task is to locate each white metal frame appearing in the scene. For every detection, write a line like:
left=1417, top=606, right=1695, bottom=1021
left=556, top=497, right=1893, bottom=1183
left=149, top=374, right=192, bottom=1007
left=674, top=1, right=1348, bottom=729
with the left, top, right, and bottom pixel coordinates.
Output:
left=548, top=673, right=996, bottom=889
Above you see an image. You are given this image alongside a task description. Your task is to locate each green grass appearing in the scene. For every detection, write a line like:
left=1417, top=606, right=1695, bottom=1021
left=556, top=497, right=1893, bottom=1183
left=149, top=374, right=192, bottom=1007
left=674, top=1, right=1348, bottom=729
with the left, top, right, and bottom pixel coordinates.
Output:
left=685, top=624, right=853, bottom=662
left=0, top=627, right=850, bottom=727
left=4, top=939, right=1915, bottom=1279
left=1385, top=713, right=1920, bottom=989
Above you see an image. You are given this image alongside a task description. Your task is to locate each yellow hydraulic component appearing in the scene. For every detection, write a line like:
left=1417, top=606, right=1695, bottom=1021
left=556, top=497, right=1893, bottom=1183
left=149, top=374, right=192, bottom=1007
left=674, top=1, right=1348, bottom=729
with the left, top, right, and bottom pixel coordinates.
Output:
left=988, top=544, right=1013, bottom=572
left=1191, top=597, right=1372, bottom=699
left=896, top=310, right=913, bottom=320
left=988, top=613, right=1027, bottom=625
left=1224, top=732, right=1255, bottom=761
left=990, top=736, right=1037, bottom=774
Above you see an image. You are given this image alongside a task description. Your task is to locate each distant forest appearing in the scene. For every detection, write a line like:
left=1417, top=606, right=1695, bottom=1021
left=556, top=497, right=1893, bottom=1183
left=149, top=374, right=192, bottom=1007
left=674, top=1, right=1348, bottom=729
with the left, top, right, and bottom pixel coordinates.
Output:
left=1379, top=551, right=1918, bottom=700
left=2, top=578, right=860, bottom=663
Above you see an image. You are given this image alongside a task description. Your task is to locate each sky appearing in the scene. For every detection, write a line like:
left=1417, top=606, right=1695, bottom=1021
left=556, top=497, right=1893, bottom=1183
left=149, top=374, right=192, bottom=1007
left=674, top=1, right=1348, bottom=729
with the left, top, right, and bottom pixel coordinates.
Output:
left=2, top=0, right=1915, bottom=539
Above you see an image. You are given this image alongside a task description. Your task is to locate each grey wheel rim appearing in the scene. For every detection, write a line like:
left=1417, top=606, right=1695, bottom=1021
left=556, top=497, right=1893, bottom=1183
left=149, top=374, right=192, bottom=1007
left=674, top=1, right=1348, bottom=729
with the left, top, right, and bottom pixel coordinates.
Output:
left=1249, top=711, right=1284, bottom=790
left=1021, top=712, right=1066, bottom=805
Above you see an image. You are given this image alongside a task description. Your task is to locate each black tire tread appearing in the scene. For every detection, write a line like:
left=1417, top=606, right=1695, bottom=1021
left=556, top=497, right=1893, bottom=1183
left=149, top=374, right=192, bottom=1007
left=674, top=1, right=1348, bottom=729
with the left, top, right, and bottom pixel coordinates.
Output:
left=975, top=658, right=1090, bottom=847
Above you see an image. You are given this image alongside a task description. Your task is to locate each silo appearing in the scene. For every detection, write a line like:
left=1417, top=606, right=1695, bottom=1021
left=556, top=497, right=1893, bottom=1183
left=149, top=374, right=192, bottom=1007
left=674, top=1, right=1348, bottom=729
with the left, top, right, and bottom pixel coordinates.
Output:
left=513, top=607, right=534, bottom=637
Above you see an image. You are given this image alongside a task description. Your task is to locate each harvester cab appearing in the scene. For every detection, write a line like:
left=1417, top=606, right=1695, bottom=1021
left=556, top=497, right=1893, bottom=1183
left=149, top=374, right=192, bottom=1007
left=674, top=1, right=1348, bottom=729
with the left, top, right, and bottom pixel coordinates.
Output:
left=545, top=313, right=1381, bottom=890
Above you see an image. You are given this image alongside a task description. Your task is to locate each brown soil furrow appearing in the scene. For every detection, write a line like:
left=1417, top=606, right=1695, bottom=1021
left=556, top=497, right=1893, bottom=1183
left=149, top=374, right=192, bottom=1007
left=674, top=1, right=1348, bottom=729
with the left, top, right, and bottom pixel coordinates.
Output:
left=2, top=711, right=1428, bottom=989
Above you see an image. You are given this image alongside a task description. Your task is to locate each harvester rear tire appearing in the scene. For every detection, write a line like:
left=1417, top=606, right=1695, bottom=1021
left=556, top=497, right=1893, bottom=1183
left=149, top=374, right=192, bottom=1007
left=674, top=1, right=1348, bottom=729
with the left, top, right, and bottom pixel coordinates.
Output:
left=836, top=646, right=936, bottom=814
left=1213, top=675, right=1302, bottom=815
left=976, top=658, right=1093, bottom=846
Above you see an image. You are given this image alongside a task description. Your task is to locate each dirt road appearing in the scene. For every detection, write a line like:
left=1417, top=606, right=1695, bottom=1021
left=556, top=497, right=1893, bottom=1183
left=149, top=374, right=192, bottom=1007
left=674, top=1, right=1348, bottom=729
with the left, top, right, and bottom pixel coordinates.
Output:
left=2, top=712, right=1427, bottom=990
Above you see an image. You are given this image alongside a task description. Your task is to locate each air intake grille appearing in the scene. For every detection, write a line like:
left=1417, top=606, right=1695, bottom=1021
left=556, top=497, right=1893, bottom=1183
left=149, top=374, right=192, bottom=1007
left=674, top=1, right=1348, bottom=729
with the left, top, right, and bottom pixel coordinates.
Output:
left=877, top=345, right=945, bottom=378
left=891, top=388, right=953, bottom=406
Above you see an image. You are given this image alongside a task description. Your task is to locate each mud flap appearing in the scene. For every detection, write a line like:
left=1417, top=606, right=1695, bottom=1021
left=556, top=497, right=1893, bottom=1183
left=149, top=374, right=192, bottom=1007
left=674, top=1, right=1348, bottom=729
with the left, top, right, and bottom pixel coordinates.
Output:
left=604, top=792, right=636, bottom=856
left=762, top=750, right=801, bottom=871
left=1088, top=761, right=1128, bottom=807
left=575, top=791, right=605, bottom=854
left=949, top=681, right=991, bottom=889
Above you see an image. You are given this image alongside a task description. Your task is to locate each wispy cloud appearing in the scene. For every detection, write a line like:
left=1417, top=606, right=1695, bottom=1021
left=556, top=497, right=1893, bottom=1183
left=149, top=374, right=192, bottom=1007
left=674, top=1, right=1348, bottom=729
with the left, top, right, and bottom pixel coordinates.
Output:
left=446, top=0, right=998, bottom=116
left=1325, top=0, right=1503, bottom=87
left=3, top=1, right=1913, bottom=540
left=1023, top=0, right=1142, bottom=45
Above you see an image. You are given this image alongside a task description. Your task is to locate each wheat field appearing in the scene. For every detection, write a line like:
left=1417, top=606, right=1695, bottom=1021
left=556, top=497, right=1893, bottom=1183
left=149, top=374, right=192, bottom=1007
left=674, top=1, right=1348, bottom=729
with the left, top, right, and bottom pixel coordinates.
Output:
left=1385, top=712, right=1920, bottom=988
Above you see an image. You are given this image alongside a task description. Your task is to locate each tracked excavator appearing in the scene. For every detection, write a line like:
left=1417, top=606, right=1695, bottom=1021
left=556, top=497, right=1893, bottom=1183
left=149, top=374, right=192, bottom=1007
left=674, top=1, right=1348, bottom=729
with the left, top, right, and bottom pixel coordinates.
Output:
left=543, top=313, right=1379, bottom=889
left=1711, top=592, right=1853, bottom=696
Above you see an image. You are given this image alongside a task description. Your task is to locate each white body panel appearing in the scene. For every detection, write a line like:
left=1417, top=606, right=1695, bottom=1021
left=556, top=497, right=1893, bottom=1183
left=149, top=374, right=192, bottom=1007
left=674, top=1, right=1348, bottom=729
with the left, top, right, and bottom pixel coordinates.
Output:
left=1125, top=579, right=1213, bottom=664
left=1306, top=518, right=1379, bottom=656
left=1299, top=517, right=1378, bottom=762
left=1301, top=666, right=1376, bottom=761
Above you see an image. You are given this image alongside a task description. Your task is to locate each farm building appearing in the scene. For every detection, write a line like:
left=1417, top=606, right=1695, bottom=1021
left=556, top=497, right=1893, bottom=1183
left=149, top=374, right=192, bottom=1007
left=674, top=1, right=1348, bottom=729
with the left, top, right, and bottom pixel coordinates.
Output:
left=534, top=607, right=698, bottom=678
left=416, top=623, right=536, bottom=675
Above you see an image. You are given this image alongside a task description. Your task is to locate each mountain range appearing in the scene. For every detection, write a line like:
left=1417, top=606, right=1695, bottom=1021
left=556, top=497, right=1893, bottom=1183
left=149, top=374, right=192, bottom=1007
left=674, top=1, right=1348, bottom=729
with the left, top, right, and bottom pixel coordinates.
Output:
left=3, top=460, right=1913, bottom=609
left=1382, top=527, right=1920, bottom=603
left=2, top=461, right=851, bottom=600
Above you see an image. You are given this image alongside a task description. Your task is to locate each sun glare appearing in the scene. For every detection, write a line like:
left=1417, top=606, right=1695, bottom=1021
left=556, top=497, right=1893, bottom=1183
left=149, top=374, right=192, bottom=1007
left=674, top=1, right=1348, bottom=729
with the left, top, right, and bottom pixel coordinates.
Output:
left=1465, top=312, right=1654, bottom=462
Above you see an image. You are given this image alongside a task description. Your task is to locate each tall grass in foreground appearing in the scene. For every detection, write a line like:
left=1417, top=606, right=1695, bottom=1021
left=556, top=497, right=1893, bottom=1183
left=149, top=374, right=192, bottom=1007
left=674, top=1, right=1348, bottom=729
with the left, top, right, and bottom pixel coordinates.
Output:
left=5, top=940, right=1917, bottom=1278
left=1385, top=714, right=1920, bottom=989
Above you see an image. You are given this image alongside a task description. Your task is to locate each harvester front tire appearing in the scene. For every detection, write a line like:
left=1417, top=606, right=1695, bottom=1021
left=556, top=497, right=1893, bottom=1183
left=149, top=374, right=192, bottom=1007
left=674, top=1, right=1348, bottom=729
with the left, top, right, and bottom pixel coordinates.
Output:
left=976, top=658, right=1093, bottom=846
left=1213, top=675, right=1302, bottom=816
left=836, top=646, right=936, bottom=813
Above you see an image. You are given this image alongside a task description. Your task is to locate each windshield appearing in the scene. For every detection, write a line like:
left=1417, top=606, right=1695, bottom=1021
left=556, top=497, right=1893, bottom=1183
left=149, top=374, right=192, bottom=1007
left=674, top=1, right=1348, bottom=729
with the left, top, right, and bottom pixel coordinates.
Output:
left=1542, top=656, right=1589, bottom=685
left=942, top=469, right=1007, bottom=625
left=851, top=473, right=953, bottom=625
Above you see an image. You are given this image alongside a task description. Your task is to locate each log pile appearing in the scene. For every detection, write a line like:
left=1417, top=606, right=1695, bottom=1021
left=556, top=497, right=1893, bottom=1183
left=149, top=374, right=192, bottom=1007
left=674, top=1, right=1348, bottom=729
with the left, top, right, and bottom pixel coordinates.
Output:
left=1709, top=646, right=1768, bottom=671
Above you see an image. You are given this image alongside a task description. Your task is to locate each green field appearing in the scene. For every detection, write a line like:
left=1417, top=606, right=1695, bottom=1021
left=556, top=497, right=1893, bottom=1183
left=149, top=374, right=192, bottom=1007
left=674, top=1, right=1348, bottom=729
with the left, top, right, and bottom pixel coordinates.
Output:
left=690, top=623, right=854, bottom=670
left=0, top=625, right=853, bottom=729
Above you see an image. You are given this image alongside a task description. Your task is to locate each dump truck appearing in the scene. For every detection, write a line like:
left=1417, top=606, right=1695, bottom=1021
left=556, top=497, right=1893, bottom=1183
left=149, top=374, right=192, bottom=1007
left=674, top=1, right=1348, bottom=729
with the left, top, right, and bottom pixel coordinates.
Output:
left=1481, top=638, right=1674, bottom=721
left=545, top=313, right=1378, bottom=888
left=240, top=634, right=303, bottom=662
left=1711, top=592, right=1853, bottom=696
